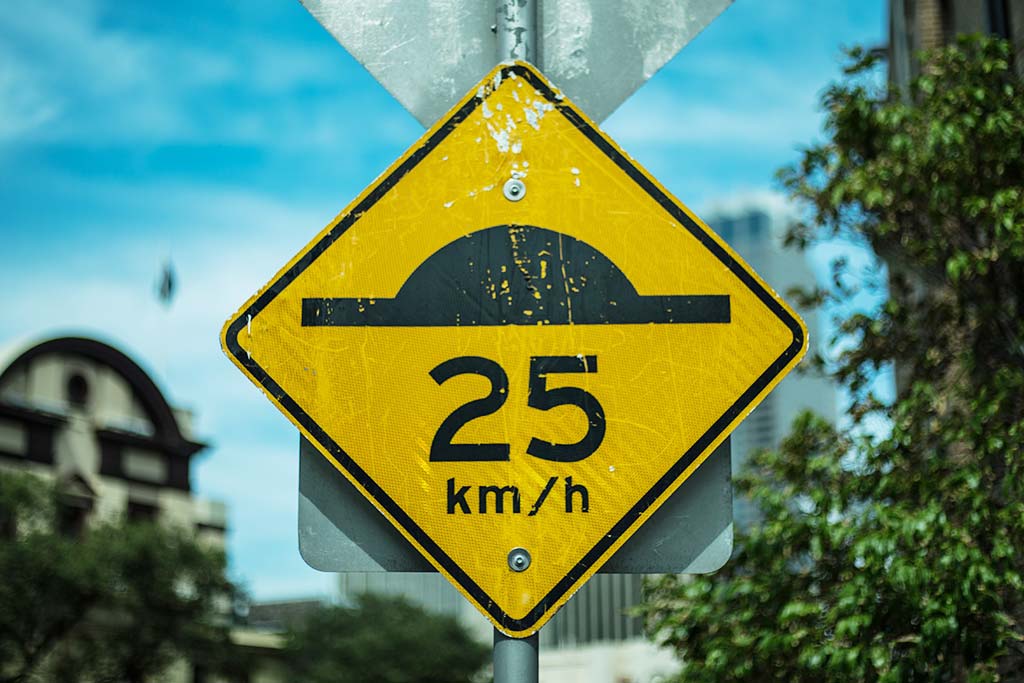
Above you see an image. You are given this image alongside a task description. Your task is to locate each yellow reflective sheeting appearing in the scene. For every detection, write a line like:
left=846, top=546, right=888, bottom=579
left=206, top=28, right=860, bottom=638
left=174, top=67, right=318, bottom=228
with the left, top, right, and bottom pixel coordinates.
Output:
left=221, top=62, right=807, bottom=637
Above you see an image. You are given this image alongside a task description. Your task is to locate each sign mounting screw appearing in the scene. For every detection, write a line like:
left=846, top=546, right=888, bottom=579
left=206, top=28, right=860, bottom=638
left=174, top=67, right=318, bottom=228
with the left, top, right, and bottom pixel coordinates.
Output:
left=503, top=178, right=526, bottom=202
left=508, top=547, right=531, bottom=572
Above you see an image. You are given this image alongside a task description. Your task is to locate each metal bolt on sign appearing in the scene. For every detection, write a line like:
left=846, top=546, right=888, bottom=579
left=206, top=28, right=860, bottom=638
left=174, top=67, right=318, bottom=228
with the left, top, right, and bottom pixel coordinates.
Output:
left=507, top=547, right=532, bottom=572
left=503, top=178, right=526, bottom=202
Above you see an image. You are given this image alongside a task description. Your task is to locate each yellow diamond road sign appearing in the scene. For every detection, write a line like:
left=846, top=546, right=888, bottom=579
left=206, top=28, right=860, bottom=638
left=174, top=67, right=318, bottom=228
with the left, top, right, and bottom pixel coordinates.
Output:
left=222, top=62, right=807, bottom=636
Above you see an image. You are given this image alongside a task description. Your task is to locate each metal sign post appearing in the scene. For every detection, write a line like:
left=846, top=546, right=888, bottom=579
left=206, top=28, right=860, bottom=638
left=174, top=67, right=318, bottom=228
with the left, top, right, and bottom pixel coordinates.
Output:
left=496, top=0, right=536, bottom=64
left=495, top=3, right=539, bottom=678
left=494, top=628, right=539, bottom=683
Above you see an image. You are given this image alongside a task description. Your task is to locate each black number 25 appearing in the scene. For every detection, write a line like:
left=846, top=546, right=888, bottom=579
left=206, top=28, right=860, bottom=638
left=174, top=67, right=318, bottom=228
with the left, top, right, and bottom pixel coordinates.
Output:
left=429, top=355, right=606, bottom=463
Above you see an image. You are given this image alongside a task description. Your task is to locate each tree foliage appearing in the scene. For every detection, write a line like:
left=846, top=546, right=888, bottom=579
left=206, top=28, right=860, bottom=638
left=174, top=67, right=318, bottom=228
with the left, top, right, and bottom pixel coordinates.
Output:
left=0, top=472, right=108, bottom=682
left=53, top=522, right=242, bottom=683
left=640, top=36, right=1024, bottom=682
left=0, top=471, right=240, bottom=683
left=283, top=593, right=490, bottom=683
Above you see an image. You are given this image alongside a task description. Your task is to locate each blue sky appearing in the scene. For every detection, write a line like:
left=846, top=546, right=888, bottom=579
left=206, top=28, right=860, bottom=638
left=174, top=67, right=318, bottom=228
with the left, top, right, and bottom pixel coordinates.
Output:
left=0, top=0, right=886, bottom=600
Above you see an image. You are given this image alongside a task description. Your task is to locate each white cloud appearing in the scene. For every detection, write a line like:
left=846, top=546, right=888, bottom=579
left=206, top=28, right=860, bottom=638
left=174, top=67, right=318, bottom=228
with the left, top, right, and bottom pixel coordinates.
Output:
left=606, top=100, right=815, bottom=147
left=604, top=14, right=844, bottom=155
left=606, top=86, right=821, bottom=149
left=0, top=60, right=60, bottom=140
left=0, top=0, right=417, bottom=149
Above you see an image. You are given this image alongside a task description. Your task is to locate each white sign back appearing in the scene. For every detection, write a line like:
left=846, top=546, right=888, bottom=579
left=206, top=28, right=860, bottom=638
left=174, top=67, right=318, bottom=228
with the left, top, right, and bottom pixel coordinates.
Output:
left=298, top=0, right=734, bottom=125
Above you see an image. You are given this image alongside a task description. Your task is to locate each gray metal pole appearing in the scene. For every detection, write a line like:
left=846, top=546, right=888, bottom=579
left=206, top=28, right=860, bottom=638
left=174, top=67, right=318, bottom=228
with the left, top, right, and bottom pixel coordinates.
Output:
left=496, top=0, right=537, bottom=64
left=492, top=4, right=540, bottom=681
left=493, top=629, right=539, bottom=683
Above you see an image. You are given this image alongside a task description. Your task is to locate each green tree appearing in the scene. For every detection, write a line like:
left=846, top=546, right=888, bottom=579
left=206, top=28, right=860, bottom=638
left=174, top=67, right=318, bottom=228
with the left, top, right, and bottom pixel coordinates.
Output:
left=639, top=36, right=1024, bottom=682
left=53, top=522, right=243, bottom=683
left=0, top=471, right=242, bottom=682
left=0, top=472, right=108, bottom=683
left=283, top=593, right=490, bottom=683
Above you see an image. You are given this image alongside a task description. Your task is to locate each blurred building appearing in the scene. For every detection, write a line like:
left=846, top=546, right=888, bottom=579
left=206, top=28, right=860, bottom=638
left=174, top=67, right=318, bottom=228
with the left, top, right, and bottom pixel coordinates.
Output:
left=246, top=597, right=329, bottom=632
left=0, top=335, right=226, bottom=537
left=0, top=334, right=285, bottom=683
left=705, top=206, right=838, bottom=527
left=889, top=0, right=1024, bottom=91
left=887, top=0, right=1023, bottom=393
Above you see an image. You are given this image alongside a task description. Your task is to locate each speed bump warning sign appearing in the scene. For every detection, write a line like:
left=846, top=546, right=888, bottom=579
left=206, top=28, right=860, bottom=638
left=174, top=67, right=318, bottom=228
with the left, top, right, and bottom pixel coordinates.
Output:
left=222, top=62, right=806, bottom=636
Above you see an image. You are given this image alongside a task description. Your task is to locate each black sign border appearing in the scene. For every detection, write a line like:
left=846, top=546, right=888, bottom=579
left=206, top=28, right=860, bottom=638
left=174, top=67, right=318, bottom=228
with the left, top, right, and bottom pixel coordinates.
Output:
left=224, top=63, right=804, bottom=634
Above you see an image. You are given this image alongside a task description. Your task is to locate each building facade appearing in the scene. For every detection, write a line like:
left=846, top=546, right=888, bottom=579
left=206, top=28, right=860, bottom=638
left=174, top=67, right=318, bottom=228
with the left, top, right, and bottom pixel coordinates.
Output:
left=704, top=206, right=838, bottom=528
left=887, top=0, right=1023, bottom=392
left=0, top=335, right=227, bottom=537
left=889, top=0, right=1024, bottom=92
left=0, top=335, right=285, bottom=683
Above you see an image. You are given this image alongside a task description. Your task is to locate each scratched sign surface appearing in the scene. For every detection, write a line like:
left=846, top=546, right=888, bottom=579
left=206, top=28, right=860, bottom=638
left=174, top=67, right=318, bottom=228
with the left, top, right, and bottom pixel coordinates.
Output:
left=221, top=62, right=806, bottom=636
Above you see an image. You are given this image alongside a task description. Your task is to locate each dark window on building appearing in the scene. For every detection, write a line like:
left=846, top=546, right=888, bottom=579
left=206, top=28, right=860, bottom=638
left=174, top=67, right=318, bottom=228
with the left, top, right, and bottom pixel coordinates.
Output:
left=26, top=424, right=56, bottom=465
left=57, top=498, right=91, bottom=537
left=716, top=219, right=735, bottom=244
left=747, top=211, right=769, bottom=240
left=66, top=372, right=89, bottom=408
left=127, top=500, right=159, bottom=523
left=988, top=0, right=1012, bottom=40
left=940, top=0, right=955, bottom=43
left=0, top=509, right=16, bottom=540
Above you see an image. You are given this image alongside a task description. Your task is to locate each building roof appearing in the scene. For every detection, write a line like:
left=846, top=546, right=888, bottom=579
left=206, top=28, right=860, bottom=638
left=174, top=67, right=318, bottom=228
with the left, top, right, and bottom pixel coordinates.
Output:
left=0, top=334, right=206, bottom=456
